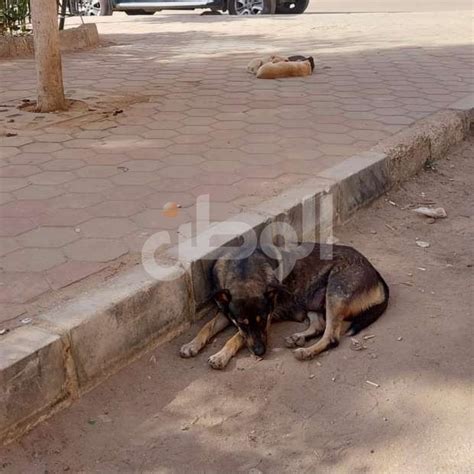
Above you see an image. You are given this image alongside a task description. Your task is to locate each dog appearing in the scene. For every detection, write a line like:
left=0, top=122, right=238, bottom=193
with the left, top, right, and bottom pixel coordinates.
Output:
left=180, top=242, right=389, bottom=369
left=256, top=57, right=314, bottom=79
left=247, top=55, right=315, bottom=77
left=247, top=55, right=287, bottom=74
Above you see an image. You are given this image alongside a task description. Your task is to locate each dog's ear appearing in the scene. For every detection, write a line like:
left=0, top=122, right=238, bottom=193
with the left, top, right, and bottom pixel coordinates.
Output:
left=306, top=56, right=315, bottom=71
left=265, top=283, right=288, bottom=306
left=214, top=289, right=232, bottom=307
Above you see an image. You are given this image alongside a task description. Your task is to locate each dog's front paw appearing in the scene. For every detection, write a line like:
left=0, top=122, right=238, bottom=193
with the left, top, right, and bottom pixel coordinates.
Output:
left=208, top=352, right=229, bottom=370
left=180, top=342, right=200, bottom=358
left=285, top=333, right=306, bottom=348
left=293, top=348, right=312, bottom=361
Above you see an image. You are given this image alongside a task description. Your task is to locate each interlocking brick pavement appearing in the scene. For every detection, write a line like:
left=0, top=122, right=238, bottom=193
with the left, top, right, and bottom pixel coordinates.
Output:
left=0, top=11, right=472, bottom=326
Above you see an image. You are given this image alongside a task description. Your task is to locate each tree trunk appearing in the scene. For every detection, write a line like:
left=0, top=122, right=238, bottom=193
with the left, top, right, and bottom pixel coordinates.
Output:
left=30, top=0, right=67, bottom=112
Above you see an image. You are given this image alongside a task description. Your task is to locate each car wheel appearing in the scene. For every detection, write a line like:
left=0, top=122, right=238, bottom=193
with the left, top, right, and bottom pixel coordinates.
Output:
left=98, top=0, right=113, bottom=15
left=228, top=0, right=276, bottom=15
left=125, top=10, right=155, bottom=15
left=275, top=0, right=309, bottom=14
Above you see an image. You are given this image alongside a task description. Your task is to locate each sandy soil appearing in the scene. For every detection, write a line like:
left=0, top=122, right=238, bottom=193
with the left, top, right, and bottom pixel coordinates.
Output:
left=1, top=136, right=473, bottom=473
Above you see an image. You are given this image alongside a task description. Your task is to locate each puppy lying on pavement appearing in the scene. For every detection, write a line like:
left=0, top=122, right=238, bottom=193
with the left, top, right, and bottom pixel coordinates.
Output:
left=247, top=55, right=287, bottom=74
left=247, top=55, right=315, bottom=78
left=180, top=242, right=389, bottom=369
left=257, top=57, right=314, bottom=79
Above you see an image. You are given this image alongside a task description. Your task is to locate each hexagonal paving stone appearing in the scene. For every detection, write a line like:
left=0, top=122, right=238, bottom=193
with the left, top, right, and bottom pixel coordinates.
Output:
left=89, top=200, right=145, bottom=217
left=1, top=248, right=65, bottom=272
left=0, top=178, right=29, bottom=193
left=48, top=193, right=103, bottom=210
left=51, top=149, right=98, bottom=160
left=14, top=185, right=64, bottom=200
left=199, top=161, right=243, bottom=174
left=42, top=159, right=86, bottom=171
left=0, top=193, right=14, bottom=205
left=35, top=133, right=72, bottom=143
left=63, top=238, right=128, bottom=262
left=0, top=272, right=50, bottom=304
left=17, top=227, right=79, bottom=248
left=132, top=208, right=192, bottom=230
left=191, top=185, right=243, bottom=203
left=21, top=142, right=63, bottom=153
left=141, top=129, right=179, bottom=139
left=0, top=237, right=20, bottom=257
left=29, top=171, right=76, bottom=185
left=45, top=260, right=107, bottom=290
left=0, top=165, right=41, bottom=177
left=145, top=192, right=195, bottom=209
left=119, top=160, right=164, bottom=172
left=64, top=178, right=113, bottom=193
left=0, top=147, right=20, bottom=159
left=12, top=200, right=49, bottom=227
left=80, top=217, right=137, bottom=239
left=0, top=217, right=37, bottom=237
left=239, top=143, right=282, bottom=154
left=315, top=133, right=356, bottom=145
left=76, top=165, right=120, bottom=178
left=237, top=165, right=286, bottom=179
left=0, top=136, right=34, bottom=147
left=159, top=166, right=201, bottom=179
left=62, top=139, right=97, bottom=149
left=35, top=208, right=91, bottom=227
left=110, top=172, right=158, bottom=185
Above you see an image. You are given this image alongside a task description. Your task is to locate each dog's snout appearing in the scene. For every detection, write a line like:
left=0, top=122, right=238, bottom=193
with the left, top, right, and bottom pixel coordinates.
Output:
left=252, top=343, right=266, bottom=357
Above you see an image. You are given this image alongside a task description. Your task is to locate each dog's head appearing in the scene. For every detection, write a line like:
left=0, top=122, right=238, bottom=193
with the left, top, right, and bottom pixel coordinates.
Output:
left=214, top=284, right=286, bottom=357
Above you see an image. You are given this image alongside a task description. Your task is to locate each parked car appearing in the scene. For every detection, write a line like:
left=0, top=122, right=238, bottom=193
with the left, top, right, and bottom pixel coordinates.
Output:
left=96, top=0, right=310, bottom=16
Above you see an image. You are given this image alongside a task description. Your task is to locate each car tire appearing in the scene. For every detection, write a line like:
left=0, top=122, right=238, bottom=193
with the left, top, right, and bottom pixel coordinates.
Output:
left=228, top=0, right=276, bottom=15
left=275, top=0, right=309, bottom=14
left=99, top=0, right=113, bottom=15
left=125, top=10, right=155, bottom=15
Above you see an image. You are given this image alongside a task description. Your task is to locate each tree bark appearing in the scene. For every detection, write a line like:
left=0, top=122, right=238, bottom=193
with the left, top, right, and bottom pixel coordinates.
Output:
left=30, top=0, right=67, bottom=112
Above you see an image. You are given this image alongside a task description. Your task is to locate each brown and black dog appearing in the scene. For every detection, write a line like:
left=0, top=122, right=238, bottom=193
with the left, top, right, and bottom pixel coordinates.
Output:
left=180, top=243, right=389, bottom=369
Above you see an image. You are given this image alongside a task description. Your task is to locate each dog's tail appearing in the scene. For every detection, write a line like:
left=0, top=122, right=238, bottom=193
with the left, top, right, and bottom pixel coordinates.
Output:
left=346, top=274, right=389, bottom=336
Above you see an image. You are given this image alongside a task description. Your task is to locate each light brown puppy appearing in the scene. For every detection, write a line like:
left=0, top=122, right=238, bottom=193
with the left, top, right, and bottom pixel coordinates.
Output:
left=247, top=55, right=288, bottom=74
left=256, top=59, right=313, bottom=79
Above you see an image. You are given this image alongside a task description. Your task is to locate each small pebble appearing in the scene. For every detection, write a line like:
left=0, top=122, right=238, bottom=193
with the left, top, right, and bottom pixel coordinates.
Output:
left=21, top=318, right=32, bottom=325
left=331, top=377, right=336, bottom=382
left=309, top=374, right=315, bottom=379
left=397, top=336, right=403, bottom=341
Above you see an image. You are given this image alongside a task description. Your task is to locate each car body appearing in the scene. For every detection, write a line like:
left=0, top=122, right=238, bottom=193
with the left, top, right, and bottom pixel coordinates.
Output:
left=97, top=0, right=310, bottom=15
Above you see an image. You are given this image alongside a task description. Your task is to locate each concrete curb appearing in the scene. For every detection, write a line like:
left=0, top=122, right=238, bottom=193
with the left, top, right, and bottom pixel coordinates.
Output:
left=1, top=103, right=472, bottom=444
left=0, top=24, right=100, bottom=59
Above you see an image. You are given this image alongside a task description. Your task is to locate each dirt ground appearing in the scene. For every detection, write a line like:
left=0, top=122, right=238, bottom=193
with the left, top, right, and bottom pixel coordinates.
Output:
left=1, top=136, right=473, bottom=473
